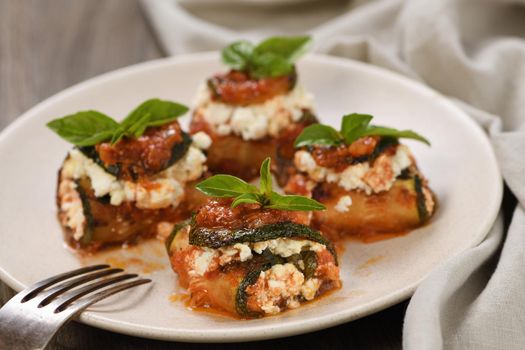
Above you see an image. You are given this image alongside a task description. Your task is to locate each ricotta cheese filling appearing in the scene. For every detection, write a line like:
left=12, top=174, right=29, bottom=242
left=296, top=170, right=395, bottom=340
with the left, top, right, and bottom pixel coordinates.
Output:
left=58, top=178, right=86, bottom=241
left=247, top=263, right=322, bottom=315
left=193, top=83, right=315, bottom=141
left=294, top=144, right=413, bottom=194
left=188, top=237, right=327, bottom=277
left=61, top=140, right=209, bottom=210
left=334, top=195, right=353, bottom=213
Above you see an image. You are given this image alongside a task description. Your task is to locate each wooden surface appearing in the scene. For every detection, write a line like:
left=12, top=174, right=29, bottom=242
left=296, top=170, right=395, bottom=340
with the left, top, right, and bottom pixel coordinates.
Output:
left=0, top=1, right=405, bottom=349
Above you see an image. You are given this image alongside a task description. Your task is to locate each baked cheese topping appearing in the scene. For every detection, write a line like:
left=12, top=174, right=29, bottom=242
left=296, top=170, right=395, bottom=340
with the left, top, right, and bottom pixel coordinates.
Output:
left=61, top=141, right=209, bottom=209
left=193, top=83, right=315, bottom=141
left=295, top=144, right=413, bottom=194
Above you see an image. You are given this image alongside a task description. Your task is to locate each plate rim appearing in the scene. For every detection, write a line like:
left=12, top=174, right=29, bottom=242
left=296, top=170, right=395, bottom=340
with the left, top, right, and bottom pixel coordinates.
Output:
left=0, top=52, right=503, bottom=342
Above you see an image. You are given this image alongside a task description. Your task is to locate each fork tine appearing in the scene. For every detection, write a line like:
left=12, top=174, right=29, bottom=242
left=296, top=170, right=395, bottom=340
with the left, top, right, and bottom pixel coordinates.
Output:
left=21, top=264, right=110, bottom=302
left=63, top=279, right=151, bottom=315
left=51, top=274, right=139, bottom=313
left=37, top=268, right=124, bottom=307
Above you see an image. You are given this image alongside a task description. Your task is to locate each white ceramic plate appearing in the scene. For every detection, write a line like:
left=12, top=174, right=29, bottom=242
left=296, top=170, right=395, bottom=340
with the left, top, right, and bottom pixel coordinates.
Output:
left=177, top=0, right=318, bottom=6
left=0, top=53, right=502, bottom=342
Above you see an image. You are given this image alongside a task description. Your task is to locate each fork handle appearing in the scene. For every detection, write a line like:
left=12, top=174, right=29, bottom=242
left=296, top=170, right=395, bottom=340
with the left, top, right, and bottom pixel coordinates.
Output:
left=0, top=297, right=68, bottom=350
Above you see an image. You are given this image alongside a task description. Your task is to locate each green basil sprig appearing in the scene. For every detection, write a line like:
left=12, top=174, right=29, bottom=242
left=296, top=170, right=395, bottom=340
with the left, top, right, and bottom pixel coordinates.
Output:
left=196, top=158, right=325, bottom=211
left=294, top=113, right=430, bottom=148
left=221, top=36, right=312, bottom=79
left=47, top=99, right=189, bottom=146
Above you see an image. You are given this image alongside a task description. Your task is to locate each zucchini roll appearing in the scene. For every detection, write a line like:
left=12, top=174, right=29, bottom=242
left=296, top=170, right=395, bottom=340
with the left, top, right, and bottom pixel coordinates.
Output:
left=189, top=36, right=318, bottom=183
left=167, top=199, right=340, bottom=318
left=286, top=114, right=436, bottom=241
left=50, top=100, right=211, bottom=251
left=167, top=158, right=340, bottom=317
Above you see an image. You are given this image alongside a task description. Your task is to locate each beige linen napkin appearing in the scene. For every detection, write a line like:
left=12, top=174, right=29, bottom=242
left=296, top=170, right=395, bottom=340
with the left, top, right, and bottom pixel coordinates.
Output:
left=141, top=0, right=525, bottom=348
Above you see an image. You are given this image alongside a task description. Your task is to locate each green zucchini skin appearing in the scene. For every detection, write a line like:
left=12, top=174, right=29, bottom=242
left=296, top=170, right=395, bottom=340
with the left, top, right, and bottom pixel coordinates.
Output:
left=189, top=221, right=337, bottom=264
left=78, top=146, right=120, bottom=177
left=414, top=175, right=429, bottom=222
left=167, top=132, right=192, bottom=169
left=285, top=250, right=318, bottom=280
left=165, top=219, right=191, bottom=253
left=300, top=250, right=318, bottom=280
left=235, top=256, right=278, bottom=318
left=74, top=179, right=94, bottom=247
left=78, top=131, right=193, bottom=179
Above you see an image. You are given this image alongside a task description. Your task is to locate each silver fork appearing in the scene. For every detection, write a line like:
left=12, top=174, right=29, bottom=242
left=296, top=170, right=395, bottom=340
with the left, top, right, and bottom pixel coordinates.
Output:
left=0, top=265, right=151, bottom=350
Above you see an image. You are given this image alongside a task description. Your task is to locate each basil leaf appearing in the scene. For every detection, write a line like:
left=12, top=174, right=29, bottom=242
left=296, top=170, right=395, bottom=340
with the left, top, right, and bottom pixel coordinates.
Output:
left=250, top=52, right=293, bottom=78
left=266, top=192, right=326, bottom=211
left=362, top=126, right=431, bottom=145
left=222, top=40, right=254, bottom=71
left=341, top=113, right=373, bottom=144
left=121, top=99, right=188, bottom=129
left=110, top=125, right=126, bottom=145
left=221, top=36, right=311, bottom=79
left=46, top=111, right=119, bottom=146
left=196, top=175, right=258, bottom=198
left=254, top=36, right=311, bottom=64
left=110, top=99, right=188, bottom=144
left=231, top=193, right=262, bottom=208
left=294, top=124, right=343, bottom=148
left=259, top=157, right=272, bottom=196
left=128, top=113, right=152, bottom=137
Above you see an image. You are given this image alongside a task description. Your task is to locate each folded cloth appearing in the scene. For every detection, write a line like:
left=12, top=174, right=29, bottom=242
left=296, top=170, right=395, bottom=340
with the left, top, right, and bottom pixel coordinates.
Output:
left=141, top=0, right=525, bottom=348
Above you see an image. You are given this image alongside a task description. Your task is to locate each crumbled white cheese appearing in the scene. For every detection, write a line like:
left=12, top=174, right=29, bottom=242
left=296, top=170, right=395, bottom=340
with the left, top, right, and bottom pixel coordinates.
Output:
left=192, top=248, right=218, bottom=276
left=295, top=145, right=414, bottom=194
left=62, top=149, right=120, bottom=198
left=218, top=243, right=253, bottom=266
left=301, top=278, right=322, bottom=301
left=230, top=107, right=268, bottom=140
left=163, top=146, right=207, bottom=184
left=338, top=162, right=370, bottom=192
left=193, top=83, right=315, bottom=141
left=208, top=238, right=325, bottom=268
left=295, top=150, right=327, bottom=182
left=252, top=238, right=325, bottom=258
left=61, top=144, right=207, bottom=210
left=257, top=263, right=305, bottom=314
left=422, top=187, right=435, bottom=214
left=335, top=195, right=353, bottom=213
left=216, top=124, right=231, bottom=135
left=236, top=243, right=253, bottom=261
left=392, top=145, right=412, bottom=174
left=205, top=102, right=233, bottom=125
left=132, top=178, right=184, bottom=209
left=260, top=303, right=280, bottom=315
left=191, top=131, right=212, bottom=150
left=286, top=298, right=301, bottom=309
left=58, top=179, right=85, bottom=241
left=268, top=279, right=286, bottom=290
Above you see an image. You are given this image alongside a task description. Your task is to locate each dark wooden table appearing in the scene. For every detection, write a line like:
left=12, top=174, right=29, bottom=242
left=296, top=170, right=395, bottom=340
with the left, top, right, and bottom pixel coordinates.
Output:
left=0, top=1, right=405, bottom=348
